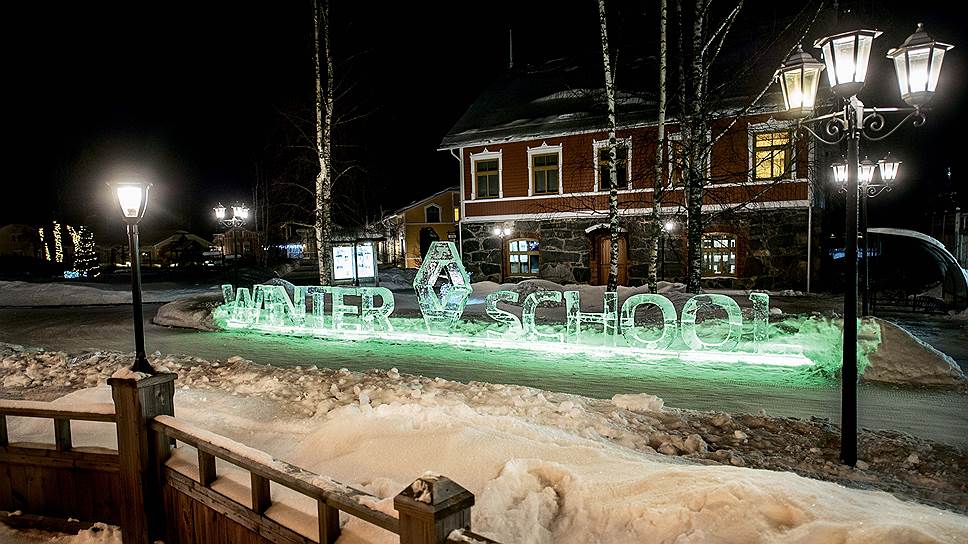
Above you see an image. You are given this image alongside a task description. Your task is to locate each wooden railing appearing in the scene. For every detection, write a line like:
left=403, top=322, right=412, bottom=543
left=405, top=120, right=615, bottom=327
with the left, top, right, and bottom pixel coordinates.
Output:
left=0, top=374, right=501, bottom=544
left=0, top=399, right=122, bottom=530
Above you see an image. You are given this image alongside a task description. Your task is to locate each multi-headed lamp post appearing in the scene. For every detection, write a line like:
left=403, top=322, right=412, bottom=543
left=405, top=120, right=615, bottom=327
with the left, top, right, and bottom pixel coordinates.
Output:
left=776, top=23, right=952, bottom=466
left=832, top=152, right=903, bottom=316
left=214, top=202, right=249, bottom=283
left=112, top=180, right=154, bottom=374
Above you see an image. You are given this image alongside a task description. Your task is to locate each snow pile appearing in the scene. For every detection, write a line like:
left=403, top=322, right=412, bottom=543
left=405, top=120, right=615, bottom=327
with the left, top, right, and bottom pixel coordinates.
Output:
left=865, top=319, right=966, bottom=386
left=611, top=393, right=664, bottom=412
left=0, top=280, right=220, bottom=307
left=152, top=293, right=224, bottom=331
left=5, top=377, right=968, bottom=543
left=0, top=522, right=120, bottom=544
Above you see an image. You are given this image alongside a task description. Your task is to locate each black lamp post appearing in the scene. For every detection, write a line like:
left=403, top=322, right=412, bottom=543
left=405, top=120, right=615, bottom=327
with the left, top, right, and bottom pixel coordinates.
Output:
left=775, top=24, right=952, bottom=466
left=215, top=202, right=249, bottom=284
left=112, top=180, right=154, bottom=374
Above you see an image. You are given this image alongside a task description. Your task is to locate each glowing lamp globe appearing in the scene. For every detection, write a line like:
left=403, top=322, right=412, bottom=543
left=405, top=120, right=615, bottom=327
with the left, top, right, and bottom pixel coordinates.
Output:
left=859, top=156, right=877, bottom=186
left=776, top=45, right=825, bottom=117
left=831, top=158, right=848, bottom=185
left=887, top=24, right=953, bottom=107
left=492, top=226, right=502, bottom=237
left=113, top=181, right=151, bottom=224
left=214, top=203, right=226, bottom=220
left=814, top=29, right=882, bottom=97
left=664, top=221, right=676, bottom=233
left=878, top=153, right=901, bottom=183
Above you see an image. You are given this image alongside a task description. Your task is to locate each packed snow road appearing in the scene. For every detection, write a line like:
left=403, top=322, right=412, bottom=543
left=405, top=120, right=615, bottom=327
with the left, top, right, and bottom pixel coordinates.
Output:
left=1, top=303, right=966, bottom=447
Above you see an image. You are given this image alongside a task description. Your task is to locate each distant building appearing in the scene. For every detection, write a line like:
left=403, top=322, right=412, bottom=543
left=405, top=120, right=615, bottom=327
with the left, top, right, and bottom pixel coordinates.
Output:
left=213, top=228, right=263, bottom=263
left=0, top=224, right=41, bottom=258
left=380, top=187, right=460, bottom=268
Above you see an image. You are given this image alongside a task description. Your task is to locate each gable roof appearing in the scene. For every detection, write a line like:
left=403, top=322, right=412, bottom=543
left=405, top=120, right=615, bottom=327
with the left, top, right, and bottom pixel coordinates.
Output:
left=389, top=186, right=459, bottom=217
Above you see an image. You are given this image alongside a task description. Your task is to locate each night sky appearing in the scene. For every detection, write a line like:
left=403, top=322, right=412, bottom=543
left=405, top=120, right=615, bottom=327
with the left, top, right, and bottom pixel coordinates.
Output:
left=4, top=1, right=963, bottom=245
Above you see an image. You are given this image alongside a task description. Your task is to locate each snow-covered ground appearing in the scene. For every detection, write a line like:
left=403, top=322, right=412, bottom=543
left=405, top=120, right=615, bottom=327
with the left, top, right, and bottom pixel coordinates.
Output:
left=0, top=280, right=220, bottom=307
left=2, top=344, right=967, bottom=543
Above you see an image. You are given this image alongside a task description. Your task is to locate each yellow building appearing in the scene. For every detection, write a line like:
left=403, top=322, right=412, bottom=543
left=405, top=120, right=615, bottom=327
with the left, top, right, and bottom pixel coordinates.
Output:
left=381, top=187, right=460, bottom=268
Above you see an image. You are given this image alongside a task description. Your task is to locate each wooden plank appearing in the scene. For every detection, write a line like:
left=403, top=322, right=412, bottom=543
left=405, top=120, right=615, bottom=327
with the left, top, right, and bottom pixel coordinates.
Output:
left=7, top=464, right=28, bottom=511
left=152, top=416, right=400, bottom=534
left=0, top=415, right=7, bottom=446
left=198, top=450, right=217, bottom=487
left=0, top=443, right=119, bottom=473
left=53, top=419, right=72, bottom=452
left=318, top=499, right=341, bottom=544
left=165, top=469, right=313, bottom=544
left=0, top=400, right=116, bottom=422
left=0, top=460, right=11, bottom=511
left=250, top=473, right=271, bottom=514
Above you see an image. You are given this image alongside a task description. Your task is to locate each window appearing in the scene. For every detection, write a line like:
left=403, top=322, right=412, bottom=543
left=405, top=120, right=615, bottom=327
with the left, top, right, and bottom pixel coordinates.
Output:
left=594, top=138, right=631, bottom=191
left=425, top=204, right=441, bottom=223
left=667, top=134, right=685, bottom=187
left=475, top=159, right=501, bottom=198
left=702, top=233, right=737, bottom=276
left=753, top=131, right=792, bottom=180
left=527, top=143, right=562, bottom=196
left=508, top=238, right=540, bottom=276
left=532, top=153, right=560, bottom=194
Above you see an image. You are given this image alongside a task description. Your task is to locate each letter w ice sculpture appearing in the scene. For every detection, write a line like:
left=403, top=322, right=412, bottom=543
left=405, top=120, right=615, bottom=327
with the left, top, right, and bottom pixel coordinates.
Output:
left=412, top=241, right=472, bottom=335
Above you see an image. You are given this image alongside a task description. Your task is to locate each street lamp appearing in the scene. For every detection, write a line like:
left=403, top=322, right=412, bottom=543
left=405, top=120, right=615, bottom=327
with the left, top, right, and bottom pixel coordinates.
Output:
left=831, top=158, right=849, bottom=184
left=214, top=202, right=249, bottom=284
left=776, top=45, right=826, bottom=117
left=111, top=179, right=154, bottom=374
left=878, top=152, right=901, bottom=184
left=776, top=24, right=952, bottom=466
left=887, top=24, right=954, bottom=107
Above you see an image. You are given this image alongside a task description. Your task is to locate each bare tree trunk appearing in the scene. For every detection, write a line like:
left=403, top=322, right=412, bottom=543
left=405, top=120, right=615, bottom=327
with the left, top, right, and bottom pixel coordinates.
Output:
left=313, top=0, right=334, bottom=285
left=598, top=0, right=620, bottom=292
left=648, top=0, right=667, bottom=293
left=684, top=0, right=707, bottom=294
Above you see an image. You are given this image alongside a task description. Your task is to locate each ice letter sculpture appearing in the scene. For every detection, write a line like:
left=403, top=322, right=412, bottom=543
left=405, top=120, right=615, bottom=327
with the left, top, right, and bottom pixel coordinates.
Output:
left=521, top=291, right=563, bottom=342
left=412, top=241, right=472, bottom=335
left=485, top=291, right=522, bottom=338
left=620, top=294, right=678, bottom=350
left=680, top=294, right=743, bottom=351
left=564, top=291, right=618, bottom=344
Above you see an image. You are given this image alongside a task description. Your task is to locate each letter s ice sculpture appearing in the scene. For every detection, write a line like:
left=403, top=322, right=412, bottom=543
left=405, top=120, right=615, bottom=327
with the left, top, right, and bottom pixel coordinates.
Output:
left=412, top=241, right=472, bottom=335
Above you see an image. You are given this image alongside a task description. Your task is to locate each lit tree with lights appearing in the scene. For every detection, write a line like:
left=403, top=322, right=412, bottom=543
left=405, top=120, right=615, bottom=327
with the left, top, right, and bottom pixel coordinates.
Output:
left=75, top=226, right=98, bottom=277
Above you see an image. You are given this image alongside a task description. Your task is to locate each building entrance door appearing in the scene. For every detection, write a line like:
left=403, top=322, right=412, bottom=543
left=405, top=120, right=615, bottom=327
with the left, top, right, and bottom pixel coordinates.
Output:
left=590, top=233, right=628, bottom=286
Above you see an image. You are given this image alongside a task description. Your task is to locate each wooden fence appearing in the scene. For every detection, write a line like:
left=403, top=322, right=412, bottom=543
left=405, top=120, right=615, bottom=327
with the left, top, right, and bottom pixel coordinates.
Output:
left=0, top=373, right=499, bottom=544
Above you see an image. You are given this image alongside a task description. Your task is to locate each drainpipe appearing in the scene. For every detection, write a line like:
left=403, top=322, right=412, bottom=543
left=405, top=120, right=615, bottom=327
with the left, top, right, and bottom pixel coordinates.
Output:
left=450, top=148, right=464, bottom=258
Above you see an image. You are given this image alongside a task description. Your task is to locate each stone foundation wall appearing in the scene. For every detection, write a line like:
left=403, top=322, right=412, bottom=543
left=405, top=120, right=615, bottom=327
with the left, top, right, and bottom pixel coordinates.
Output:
left=460, top=207, right=816, bottom=289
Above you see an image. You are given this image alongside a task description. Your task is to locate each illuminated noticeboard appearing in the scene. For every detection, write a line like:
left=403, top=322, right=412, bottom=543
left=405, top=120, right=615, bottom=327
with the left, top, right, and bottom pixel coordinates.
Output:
left=332, top=242, right=377, bottom=282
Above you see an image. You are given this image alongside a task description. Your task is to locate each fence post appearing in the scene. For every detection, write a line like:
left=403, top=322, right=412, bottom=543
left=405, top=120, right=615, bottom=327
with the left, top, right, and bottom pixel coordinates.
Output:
left=109, top=372, right=176, bottom=544
left=394, top=474, right=475, bottom=544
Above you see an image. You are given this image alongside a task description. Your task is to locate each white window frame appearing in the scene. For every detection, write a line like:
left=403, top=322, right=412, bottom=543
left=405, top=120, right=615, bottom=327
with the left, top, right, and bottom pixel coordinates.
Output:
left=666, top=130, right=712, bottom=189
left=748, top=119, right=798, bottom=182
left=592, top=137, right=633, bottom=191
left=469, top=149, right=503, bottom=200
left=424, top=203, right=441, bottom=223
left=526, top=142, right=564, bottom=197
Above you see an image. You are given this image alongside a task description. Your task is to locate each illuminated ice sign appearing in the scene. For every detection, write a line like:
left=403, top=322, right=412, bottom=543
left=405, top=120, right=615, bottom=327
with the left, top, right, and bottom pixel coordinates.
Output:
left=216, top=241, right=809, bottom=367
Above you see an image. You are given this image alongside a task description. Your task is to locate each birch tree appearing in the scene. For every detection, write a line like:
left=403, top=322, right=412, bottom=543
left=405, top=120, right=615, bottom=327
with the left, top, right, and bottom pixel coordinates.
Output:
left=648, top=0, right=668, bottom=293
left=313, top=0, right=334, bottom=285
left=597, top=0, right=621, bottom=292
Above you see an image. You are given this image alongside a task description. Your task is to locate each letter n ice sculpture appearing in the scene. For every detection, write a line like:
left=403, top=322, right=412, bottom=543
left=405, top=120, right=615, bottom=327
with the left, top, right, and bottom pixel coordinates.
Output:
left=412, top=241, right=472, bottom=335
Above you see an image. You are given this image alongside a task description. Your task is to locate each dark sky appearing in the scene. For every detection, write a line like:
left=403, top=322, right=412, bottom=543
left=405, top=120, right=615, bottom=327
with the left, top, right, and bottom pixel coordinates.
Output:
left=3, top=1, right=964, bottom=244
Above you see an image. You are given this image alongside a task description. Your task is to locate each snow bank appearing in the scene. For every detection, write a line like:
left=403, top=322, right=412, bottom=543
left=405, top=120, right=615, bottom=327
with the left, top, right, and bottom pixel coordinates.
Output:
left=611, top=393, right=664, bottom=412
left=152, top=293, right=224, bottom=331
left=0, top=280, right=220, bottom=307
left=6, top=383, right=967, bottom=544
left=864, top=319, right=966, bottom=386
left=0, top=522, right=120, bottom=543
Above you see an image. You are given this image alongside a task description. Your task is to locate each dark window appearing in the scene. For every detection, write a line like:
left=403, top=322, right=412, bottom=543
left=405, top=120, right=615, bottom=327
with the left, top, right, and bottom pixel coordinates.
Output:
left=475, top=159, right=500, bottom=198
left=598, top=144, right=629, bottom=190
left=426, top=205, right=441, bottom=223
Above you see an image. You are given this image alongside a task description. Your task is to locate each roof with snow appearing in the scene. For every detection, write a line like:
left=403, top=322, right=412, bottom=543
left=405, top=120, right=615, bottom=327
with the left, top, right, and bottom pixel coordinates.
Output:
left=439, top=55, right=787, bottom=150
